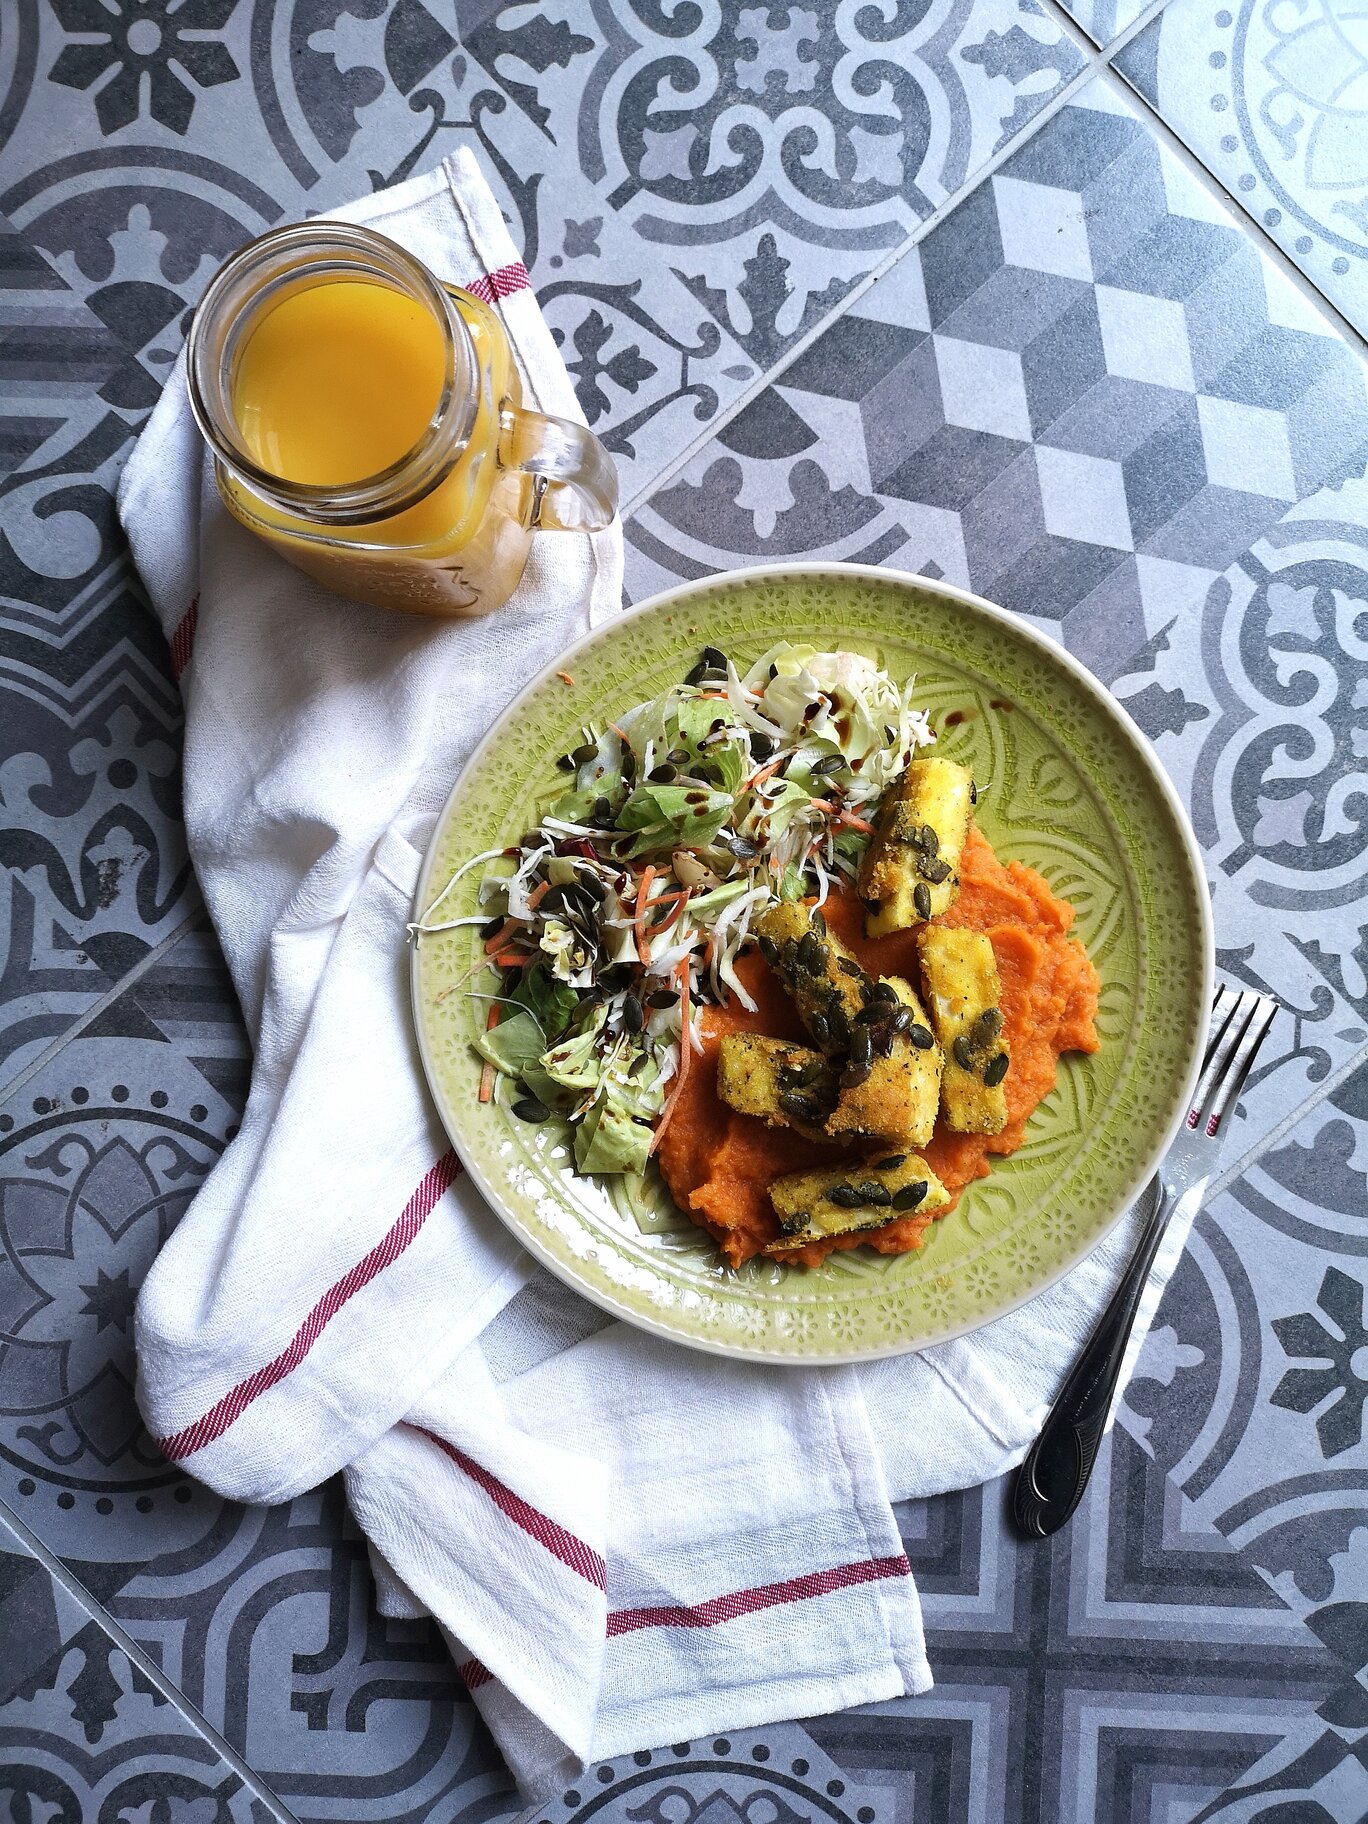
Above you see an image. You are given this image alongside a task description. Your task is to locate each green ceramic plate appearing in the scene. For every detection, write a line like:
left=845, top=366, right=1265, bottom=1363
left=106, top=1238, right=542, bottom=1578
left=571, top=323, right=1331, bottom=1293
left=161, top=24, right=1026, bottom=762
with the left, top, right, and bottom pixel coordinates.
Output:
left=411, top=564, right=1213, bottom=1362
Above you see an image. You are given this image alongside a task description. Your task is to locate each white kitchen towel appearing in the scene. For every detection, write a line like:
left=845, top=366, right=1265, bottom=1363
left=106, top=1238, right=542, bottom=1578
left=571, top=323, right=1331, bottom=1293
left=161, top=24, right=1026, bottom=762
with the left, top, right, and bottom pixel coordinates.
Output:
left=119, top=150, right=1201, bottom=1803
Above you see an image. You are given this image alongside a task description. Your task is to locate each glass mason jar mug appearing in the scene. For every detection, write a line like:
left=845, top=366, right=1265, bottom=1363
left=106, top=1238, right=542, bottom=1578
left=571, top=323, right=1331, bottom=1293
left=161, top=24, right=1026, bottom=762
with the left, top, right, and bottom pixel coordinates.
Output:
left=185, top=223, right=618, bottom=617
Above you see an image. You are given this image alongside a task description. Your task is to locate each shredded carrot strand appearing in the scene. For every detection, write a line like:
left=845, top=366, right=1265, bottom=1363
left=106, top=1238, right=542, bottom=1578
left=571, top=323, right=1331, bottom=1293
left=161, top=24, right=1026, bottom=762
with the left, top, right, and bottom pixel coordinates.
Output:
left=527, top=880, right=551, bottom=910
left=484, top=918, right=524, bottom=954
left=478, top=1005, right=500, bottom=1104
left=633, top=864, right=657, bottom=962
left=557, top=670, right=575, bottom=686
left=744, top=755, right=787, bottom=792
left=837, top=809, right=875, bottom=835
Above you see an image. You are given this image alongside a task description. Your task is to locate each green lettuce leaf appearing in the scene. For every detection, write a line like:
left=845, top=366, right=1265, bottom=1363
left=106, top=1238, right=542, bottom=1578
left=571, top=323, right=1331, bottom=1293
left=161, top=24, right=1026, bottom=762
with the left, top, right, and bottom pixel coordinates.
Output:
left=474, top=1009, right=547, bottom=1078
left=615, top=781, right=733, bottom=857
left=509, top=964, right=578, bottom=1043
left=574, top=1096, right=653, bottom=1174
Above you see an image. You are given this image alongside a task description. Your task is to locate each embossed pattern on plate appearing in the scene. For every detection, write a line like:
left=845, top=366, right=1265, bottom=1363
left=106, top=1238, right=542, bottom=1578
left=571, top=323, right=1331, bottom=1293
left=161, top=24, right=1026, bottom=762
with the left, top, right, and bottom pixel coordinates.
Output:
left=412, top=564, right=1213, bottom=1361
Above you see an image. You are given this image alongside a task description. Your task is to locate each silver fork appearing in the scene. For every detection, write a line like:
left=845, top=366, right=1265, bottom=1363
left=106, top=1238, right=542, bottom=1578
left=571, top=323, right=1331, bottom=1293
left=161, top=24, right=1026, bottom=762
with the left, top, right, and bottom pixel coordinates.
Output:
left=1012, top=985, right=1280, bottom=1539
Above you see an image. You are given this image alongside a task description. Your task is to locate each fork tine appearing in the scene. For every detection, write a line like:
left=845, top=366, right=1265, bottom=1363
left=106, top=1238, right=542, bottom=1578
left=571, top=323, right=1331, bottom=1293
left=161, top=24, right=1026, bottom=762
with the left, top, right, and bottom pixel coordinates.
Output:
left=1202, top=995, right=1278, bottom=1137
left=1199, top=983, right=1240, bottom=1073
left=1187, top=986, right=1251, bottom=1127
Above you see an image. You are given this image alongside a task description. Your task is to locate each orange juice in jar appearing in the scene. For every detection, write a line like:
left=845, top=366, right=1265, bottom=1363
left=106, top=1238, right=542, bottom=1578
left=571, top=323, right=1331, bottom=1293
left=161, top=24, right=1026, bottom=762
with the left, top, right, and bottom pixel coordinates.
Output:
left=185, top=224, right=616, bottom=617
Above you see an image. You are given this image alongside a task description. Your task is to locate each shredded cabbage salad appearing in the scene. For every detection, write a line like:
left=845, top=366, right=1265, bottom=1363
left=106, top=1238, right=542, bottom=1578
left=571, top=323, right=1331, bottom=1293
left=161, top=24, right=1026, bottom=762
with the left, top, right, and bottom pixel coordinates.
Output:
left=412, top=642, right=935, bottom=1176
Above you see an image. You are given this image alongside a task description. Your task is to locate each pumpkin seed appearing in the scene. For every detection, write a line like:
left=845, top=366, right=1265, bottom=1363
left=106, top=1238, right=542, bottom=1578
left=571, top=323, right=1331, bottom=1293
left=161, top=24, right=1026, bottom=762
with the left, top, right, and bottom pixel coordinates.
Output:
left=621, top=994, right=644, bottom=1034
left=921, top=824, right=939, bottom=856
left=571, top=742, right=599, bottom=765
left=851, top=1026, right=873, bottom=1067
left=667, top=748, right=691, bottom=765
left=908, top=1023, right=933, bottom=1050
left=875, top=1154, right=907, bottom=1171
left=873, top=1024, right=897, bottom=1058
left=646, top=988, right=676, bottom=1009
left=953, top=1034, right=977, bottom=1071
left=749, top=731, right=775, bottom=760
left=840, top=1059, right=871, bottom=1089
left=648, top=762, right=677, bottom=784
left=557, top=753, right=575, bottom=771
left=975, top=1007, right=1004, bottom=1041
left=479, top=916, right=504, bottom=939
left=781, top=938, right=799, bottom=972
left=828, top=1004, right=851, bottom=1046
left=793, top=1056, right=826, bottom=1086
left=919, top=856, right=952, bottom=884
left=593, top=795, right=612, bottom=822
left=913, top=882, right=933, bottom=919
left=811, top=753, right=844, bottom=777
left=759, top=935, right=780, bottom=967
left=837, top=956, right=863, bottom=977
left=810, top=909, right=827, bottom=939
left=796, top=932, right=821, bottom=971
left=888, top=1006, right=913, bottom=1036
left=892, top=1180, right=928, bottom=1211
left=827, top=1183, right=865, bottom=1208
left=984, top=1052, right=1010, bottom=1087
left=868, top=981, right=898, bottom=1004
left=779, top=1090, right=822, bottom=1121
left=512, top=1096, right=549, bottom=1123
left=857, top=1179, right=892, bottom=1205
left=809, top=1010, right=831, bottom=1046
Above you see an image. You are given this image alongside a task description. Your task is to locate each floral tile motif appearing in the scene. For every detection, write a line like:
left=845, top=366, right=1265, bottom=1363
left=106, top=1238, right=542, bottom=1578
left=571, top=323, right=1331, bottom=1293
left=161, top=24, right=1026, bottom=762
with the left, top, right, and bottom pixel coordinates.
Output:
left=1114, top=0, right=1368, bottom=338
left=0, top=1, right=755, bottom=507
left=0, top=217, right=198, bottom=1087
left=0, top=1511, right=282, bottom=1824
left=457, top=0, right=1086, bottom=372
left=624, top=74, right=1368, bottom=1156
left=1120, top=1055, right=1368, bottom=1741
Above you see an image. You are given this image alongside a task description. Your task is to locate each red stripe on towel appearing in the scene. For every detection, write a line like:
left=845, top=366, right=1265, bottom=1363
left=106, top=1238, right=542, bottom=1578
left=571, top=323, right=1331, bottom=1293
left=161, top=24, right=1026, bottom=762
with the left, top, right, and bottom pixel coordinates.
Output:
left=169, top=598, right=198, bottom=681
left=417, top=1428, right=608, bottom=1592
left=464, top=260, right=530, bottom=305
left=458, top=1657, right=493, bottom=1690
left=156, top=1150, right=460, bottom=1463
left=607, top=1553, right=912, bottom=1636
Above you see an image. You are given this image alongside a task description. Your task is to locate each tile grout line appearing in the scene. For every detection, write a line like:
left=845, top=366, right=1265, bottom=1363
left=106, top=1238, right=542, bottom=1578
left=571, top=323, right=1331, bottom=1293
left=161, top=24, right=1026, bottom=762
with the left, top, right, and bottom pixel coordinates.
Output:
left=1209, top=1037, right=1368, bottom=1202
left=619, top=0, right=1176, bottom=522
left=0, top=903, right=208, bottom=1111
left=0, top=1490, right=302, bottom=1824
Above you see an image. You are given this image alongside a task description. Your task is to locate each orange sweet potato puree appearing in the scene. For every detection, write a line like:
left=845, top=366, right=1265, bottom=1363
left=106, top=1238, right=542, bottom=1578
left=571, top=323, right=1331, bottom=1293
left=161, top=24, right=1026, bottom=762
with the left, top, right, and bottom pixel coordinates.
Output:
left=656, top=825, right=1100, bottom=1268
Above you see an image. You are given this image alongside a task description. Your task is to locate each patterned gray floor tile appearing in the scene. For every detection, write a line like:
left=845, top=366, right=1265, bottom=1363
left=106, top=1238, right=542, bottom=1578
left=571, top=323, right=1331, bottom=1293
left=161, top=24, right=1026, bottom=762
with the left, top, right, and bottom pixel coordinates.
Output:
left=0, top=930, right=520, bottom=1823
left=1114, top=0, right=1368, bottom=340
left=0, top=1512, right=277, bottom=1824
left=0, top=1, right=754, bottom=509
left=862, top=1420, right=1346, bottom=1823
left=625, top=73, right=1368, bottom=1153
left=0, top=206, right=197, bottom=1086
left=456, top=0, right=1085, bottom=382
left=1120, top=1056, right=1368, bottom=1748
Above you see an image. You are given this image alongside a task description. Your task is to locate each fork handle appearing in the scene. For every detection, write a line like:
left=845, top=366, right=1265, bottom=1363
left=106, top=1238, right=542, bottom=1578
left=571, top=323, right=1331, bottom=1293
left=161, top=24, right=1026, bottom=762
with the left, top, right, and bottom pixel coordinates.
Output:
left=1012, top=1177, right=1171, bottom=1538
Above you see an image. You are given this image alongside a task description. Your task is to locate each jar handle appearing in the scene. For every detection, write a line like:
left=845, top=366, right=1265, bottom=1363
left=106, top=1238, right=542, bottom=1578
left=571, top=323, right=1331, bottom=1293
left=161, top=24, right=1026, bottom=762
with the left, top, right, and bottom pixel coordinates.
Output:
left=499, top=404, right=618, bottom=534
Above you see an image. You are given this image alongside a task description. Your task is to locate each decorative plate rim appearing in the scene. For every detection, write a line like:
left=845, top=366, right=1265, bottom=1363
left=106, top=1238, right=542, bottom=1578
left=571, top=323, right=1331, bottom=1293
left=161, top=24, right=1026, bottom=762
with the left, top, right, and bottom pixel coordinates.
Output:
left=410, top=561, right=1215, bottom=1364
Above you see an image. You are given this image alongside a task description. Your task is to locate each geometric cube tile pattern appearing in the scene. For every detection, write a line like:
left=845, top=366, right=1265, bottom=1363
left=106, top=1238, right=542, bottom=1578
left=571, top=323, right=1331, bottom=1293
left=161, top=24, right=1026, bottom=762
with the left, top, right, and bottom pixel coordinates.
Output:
left=2, top=2, right=1368, bottom=1819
